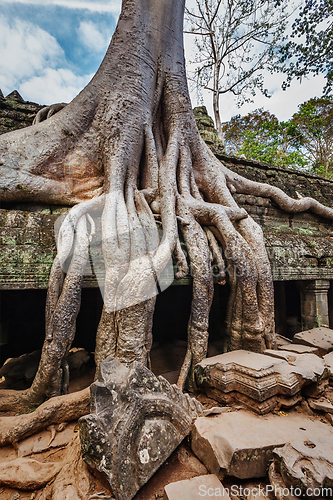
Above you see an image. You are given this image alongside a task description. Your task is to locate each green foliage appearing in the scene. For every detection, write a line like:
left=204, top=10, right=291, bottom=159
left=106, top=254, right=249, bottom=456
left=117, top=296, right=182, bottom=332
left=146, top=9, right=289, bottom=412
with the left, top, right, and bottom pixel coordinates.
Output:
left=279, top=0, right=333, bottom=95
left=291, top=96, right=333, bottom=176
left=223, top=108, right=307, bottom=168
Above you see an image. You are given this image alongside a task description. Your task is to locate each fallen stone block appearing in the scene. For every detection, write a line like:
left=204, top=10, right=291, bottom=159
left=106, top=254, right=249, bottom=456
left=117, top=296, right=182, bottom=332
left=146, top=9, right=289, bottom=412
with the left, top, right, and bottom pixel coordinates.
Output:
left=79, top=356, right=203, bottom=500
left=269, top=439, right=333, bottom=498
left=195, top=350, right=326, bottom=414
left=191, top=410, right=333, bottom=480
left=277, top=343, right=320, bottom=356
left=308, top=397, right=333, bottom=414
left=293, top=327, right=333, bottom=356
left=163, top=474, right=230, bottom=500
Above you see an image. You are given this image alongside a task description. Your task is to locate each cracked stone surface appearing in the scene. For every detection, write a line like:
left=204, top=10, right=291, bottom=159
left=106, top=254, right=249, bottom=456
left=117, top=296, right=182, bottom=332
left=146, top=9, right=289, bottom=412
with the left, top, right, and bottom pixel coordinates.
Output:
left=293, top=327, right=333, bottom=356
left=79, top=356, right=203, bottom=500
left=191, top=410, right=333, bottom=480
left=163, top=474, right=230, bottom=499
left=194, top=350, right=327, bottom=414
left=270, top=439, right=333, bottom=497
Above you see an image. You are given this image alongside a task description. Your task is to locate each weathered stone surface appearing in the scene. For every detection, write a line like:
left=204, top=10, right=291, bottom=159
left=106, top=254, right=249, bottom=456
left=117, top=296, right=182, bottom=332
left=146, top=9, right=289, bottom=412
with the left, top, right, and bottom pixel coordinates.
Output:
left=163, top=474, right=229, bottom=500
left=195, top=350, right=327, bottom=413
left=263, top=349, right=326, bottom=380
left=308, top=397, right=333, bottom=414
left=270, top=439, right=333, bottom=497
left=79, top=356, right=203, bottom=500
left=293, top=327, right=333, bottom=356
left=278, top=344, right=320, bottom=356
left=191, top=411, right=333, bottom=480
left=324, top=351, right=333, bottom=384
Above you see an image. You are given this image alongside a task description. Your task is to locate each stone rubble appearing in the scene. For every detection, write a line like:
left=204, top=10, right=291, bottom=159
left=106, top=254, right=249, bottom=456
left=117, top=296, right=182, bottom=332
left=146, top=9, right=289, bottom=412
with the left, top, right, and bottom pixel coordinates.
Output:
left=191, top=410, right=333, bottom=480
left=324, top=351, right=333, bottom=385
left=194, top=349, right=327, bottom=414
left=270, top=439, right=333, bottom=497
left=79, top=356, right=203, bottom=500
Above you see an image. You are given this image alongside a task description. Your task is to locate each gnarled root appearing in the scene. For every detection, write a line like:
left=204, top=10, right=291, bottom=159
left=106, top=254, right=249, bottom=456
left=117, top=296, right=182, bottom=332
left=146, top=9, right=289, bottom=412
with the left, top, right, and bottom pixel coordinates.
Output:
left=33, top=102, right=67, bottom=125
left=0, top=387, right=90, bottom=446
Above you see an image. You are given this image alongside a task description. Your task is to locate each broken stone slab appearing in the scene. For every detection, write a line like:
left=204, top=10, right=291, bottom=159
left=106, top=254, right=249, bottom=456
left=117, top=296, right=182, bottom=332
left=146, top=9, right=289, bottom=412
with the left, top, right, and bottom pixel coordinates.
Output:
left=191, top=410, right=333, bottom=480
left=263, top=349, right=327, bottom=381
left=308, top=397, right=333, bottom=414
left=79, top=356, right=203, bottom=500
left=270, top=439, right=333, bottom=497
left=278, top=343, right=320, bottom=356
left=163, top=474, right=230, bottom=500
left=195, top=350, right=327, bottom=413
left=293, top=327, right=333, bottom=356
left=324, top=351, right=333, bottom=384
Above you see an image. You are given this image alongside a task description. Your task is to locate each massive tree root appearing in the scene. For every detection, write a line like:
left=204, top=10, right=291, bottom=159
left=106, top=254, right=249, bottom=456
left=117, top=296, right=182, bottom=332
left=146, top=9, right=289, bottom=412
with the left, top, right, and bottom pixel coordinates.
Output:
left=1, top=0, right=333, bottom=417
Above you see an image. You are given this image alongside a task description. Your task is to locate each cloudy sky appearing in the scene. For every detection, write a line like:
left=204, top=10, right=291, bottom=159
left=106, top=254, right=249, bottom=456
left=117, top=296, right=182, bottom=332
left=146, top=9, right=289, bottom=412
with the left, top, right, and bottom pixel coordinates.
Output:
left=0, top=0, right=326, bottom=122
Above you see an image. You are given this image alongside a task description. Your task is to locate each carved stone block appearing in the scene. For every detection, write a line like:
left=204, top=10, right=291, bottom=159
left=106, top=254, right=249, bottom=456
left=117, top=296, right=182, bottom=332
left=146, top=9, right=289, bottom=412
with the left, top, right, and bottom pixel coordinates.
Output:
left=79, top=357, right=203, bottom=500
left=195, top=350, right=327, bottom=413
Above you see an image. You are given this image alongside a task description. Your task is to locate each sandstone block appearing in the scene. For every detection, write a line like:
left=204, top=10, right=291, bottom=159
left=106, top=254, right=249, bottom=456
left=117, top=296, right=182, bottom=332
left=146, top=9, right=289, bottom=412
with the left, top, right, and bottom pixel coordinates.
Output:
left=79, top=357, right=203, bottom=500
left=324, top=351, right=333, bottom=384
left=195, top=350, right=326, bottom=414
left=293, top=327, right=333, bottom=356
left=270, top=439, right=333, bottom=497
left=278, top=343, right=320, bottom=356
left=191, top=410, right=333, bottom=480
left=164, top=474, right=230, bottom=499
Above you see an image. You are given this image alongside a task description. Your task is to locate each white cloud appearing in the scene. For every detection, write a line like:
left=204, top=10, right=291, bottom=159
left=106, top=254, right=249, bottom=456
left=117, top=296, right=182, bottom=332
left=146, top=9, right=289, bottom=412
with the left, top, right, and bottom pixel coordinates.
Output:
left=19, top=68, right=93, bottom=104
left=77, top=21, right=110, bottom=53
left=0, top=0, right=121, bottom=14
left=0, top=15, right=94, bottom=104
left=0, top=16, right=63, bottom=95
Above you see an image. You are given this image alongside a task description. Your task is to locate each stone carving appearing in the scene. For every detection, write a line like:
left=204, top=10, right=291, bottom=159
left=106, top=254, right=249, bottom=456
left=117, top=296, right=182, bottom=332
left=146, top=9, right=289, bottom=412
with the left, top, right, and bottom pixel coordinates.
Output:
left=269, top=439, right=333, bottom=497
left=293, top=327, right=333, bottom=356
left=194, top=350, right=327, bottom=414
left=191, top=411, right=333, bottom=480
left=79, top=356, right=203, bottom=500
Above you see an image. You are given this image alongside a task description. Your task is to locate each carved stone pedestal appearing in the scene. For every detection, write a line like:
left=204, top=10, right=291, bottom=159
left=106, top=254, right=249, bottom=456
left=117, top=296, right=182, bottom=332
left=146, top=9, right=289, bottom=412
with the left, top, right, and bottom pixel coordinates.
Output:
left=297, top=279, right=330, bottom=330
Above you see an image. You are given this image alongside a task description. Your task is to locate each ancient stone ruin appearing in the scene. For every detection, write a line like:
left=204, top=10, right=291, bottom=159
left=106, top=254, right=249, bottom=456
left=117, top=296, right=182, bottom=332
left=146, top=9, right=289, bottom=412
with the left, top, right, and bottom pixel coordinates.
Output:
left=1, top=93, right=333, bottom=499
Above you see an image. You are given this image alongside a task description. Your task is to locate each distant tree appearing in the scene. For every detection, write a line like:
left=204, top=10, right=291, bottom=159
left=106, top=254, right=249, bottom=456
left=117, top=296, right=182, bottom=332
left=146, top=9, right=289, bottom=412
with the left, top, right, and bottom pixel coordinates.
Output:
left=185, top=0, right=291, bottom=144
left=291, top=96, right=333, bottom=177
left=279, top=0, right=333, bottom=95
left=222, top=108, right=307, bottom=168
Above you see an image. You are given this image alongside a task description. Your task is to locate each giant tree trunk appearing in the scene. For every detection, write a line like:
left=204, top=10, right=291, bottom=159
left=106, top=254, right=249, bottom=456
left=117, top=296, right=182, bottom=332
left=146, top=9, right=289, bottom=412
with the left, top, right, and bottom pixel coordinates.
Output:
left=1, top=0, right=333, bottom=411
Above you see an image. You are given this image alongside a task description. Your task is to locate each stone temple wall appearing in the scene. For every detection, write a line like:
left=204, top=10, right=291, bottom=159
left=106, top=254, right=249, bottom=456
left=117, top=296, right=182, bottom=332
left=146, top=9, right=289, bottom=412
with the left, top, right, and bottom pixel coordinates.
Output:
left=0, top=97, right=333, bottom=334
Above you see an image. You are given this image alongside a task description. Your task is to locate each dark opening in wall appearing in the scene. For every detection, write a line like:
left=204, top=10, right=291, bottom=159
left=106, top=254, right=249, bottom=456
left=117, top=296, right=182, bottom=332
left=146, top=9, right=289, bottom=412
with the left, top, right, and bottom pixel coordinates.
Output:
left=285, top=281, right=302, bottom=338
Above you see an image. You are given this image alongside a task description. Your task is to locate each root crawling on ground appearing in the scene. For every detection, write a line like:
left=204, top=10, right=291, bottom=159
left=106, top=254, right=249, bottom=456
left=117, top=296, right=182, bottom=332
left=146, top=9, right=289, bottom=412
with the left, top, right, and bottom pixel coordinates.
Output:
left=0, top=0, right=333, bottom=414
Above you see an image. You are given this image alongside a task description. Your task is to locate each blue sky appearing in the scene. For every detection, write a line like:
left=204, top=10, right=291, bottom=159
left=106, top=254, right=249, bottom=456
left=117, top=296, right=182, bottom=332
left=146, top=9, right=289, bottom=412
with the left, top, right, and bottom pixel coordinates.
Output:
left=0, top=0, right=326, bottom=121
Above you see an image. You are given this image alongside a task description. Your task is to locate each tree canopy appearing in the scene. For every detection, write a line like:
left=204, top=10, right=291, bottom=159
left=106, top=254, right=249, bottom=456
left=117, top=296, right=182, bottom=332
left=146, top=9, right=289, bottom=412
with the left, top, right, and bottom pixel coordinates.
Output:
left=279, top=0, right=333, bottom=95
left=185, top=0, right=291, bottom=143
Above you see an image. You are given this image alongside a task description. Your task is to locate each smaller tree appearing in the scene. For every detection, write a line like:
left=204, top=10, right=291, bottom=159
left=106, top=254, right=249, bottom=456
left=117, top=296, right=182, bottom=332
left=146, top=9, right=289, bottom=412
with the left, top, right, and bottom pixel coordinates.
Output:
left=279, top=0, right=333, bottom=95
left=185, top=0, right=291, bottom=144
left=291, top=96, right=333, bottom=177
left=223, top=108, right=307, bottom=168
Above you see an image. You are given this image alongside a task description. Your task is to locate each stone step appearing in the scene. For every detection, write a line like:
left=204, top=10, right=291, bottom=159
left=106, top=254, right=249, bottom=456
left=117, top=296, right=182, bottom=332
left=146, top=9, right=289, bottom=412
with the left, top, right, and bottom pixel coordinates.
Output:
left=191, top=410, right=333, bottom=480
